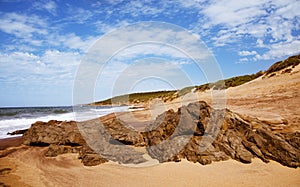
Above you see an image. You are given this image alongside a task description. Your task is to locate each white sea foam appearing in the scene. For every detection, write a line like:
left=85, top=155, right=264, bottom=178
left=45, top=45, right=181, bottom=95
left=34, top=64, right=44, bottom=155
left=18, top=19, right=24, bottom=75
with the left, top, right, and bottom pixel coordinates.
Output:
left=0, top=106, right=129, bottom=139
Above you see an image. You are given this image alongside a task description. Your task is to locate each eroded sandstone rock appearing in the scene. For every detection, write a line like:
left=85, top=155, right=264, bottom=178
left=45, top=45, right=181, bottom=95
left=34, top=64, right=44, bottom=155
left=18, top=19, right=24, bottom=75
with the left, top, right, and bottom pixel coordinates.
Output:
left=144, top=101, right=299, bottom=167
left=23, top=120, right=85, bottom=146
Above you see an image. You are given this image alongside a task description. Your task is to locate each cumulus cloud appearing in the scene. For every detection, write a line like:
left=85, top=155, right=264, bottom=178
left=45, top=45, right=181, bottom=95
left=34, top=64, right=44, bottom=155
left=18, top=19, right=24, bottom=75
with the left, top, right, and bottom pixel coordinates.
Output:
left=239, top=51, right=258, bottom=56
left=192, top=0, right=300, bottom=61
left=93, top=23, right=212, bottom=62
left=0, top=11, right=98, bottom=53
left=0, top=50, right=81, bottom=86
left=0, top=13, right=48, bottom=39
left=48, top=33, right=98, bottom=52
left=255, top=40, right=300, bottom=60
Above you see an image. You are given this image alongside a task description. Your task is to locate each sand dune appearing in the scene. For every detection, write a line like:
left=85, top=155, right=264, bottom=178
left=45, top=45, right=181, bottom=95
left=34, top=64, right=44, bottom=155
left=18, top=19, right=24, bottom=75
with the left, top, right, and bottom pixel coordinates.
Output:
left=157, top=63, right=300, bottom=132
left=225, top=65, right=300, bottom=131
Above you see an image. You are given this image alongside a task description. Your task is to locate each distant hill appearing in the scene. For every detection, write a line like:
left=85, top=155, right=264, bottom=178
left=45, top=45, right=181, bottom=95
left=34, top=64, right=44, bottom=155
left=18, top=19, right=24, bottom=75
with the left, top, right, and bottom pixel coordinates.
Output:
left=90, top=91, right=176, bottom=106
left=90, top=53, right=300, bottom=106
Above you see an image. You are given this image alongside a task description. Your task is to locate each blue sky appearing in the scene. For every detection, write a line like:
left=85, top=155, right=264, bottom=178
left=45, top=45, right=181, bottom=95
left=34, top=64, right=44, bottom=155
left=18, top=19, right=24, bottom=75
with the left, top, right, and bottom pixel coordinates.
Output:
left=0, top=0, right=299, bottom=107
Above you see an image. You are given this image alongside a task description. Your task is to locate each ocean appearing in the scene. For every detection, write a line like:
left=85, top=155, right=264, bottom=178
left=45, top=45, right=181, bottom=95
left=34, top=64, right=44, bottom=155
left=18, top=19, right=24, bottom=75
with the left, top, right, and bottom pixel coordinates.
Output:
left=0, top=106, right=129, bottom=139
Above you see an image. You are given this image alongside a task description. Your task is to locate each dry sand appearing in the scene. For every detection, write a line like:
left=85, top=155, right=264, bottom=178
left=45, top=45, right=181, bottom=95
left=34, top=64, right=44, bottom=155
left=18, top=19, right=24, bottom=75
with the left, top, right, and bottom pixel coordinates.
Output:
left=1, top=65, right=300, bottom=186
left=1, top=147, right=299, bottom=187
left=225, top=64, right=300, bottom=131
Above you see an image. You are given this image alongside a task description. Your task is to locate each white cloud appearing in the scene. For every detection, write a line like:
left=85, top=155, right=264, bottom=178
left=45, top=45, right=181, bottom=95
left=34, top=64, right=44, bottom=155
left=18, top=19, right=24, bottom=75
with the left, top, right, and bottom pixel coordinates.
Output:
left=201, top=0, right=264, bottom=28
left=0, top=11, right=98, bottom=53
left=255, top=40, right=300, bottom=60
left=211, top=30, right=237, bottom=46
left=2, top=43, right=36, bottom=52
left=236, top=57, right=249, bottom=64
left=239, top=50, right=258, bottom=56
left=0, top=50, right=81, bottom=86
left=235, top=22, right=268, bottom=38
left=256, top=39, right=265, bottom=47
left=95, top=20, right=132, bottom=33
left=240, top=58, right=249, bottom=62
left=174, top=0, right=206, bottom=9
left=274, top=0, right=300, bottom=19
left=192, top=0, right=300, bottom=61
left=0, top=13, right=48, bottom=39
left=111, top=0, right=164, bottom=17
left=0, top=49, right=80, bottom=106
left=65, top=7, right=94, bottom=24
left=41, top=50, right=81, bottom=68
left=95, top=21, right=117, bottom=33
left=105, top=0, right=125, bottom=5
left=59, top=34, right=98, bottom=52
left=34, top=0, right=57, bottom=15
left=93, top=23, right=212, bottom=62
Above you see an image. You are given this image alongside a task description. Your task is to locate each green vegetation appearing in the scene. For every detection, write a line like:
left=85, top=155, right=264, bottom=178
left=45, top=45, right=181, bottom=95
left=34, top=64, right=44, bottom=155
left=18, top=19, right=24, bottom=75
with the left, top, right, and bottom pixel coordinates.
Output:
left=212, top=71, right=264, bottom=90
left=92, top=90, right=176, bottom=105
left=265, top=54, right=300, bottom=75
left=176, top=86, right=195, bottom=96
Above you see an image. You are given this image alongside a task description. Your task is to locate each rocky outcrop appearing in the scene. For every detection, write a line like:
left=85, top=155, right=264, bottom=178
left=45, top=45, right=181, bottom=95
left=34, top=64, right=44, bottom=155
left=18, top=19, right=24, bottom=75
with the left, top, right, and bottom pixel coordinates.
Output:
left=102, top=118, right=146, bottom=146
left=23, top=120, right=85, bottom=146
left=78, top=145, right=108, bottom=166
left=45, top=144, right=82, bottom=157
left=22, top=120, right=106, bottom=166
left=7, top=129, right=28, bottom=136
left=22, top=118, right=147, bottom=165
left=77, top=118, right=147, bottom=164
left=144, top=102, right=300, bottom=168
left=22, top=101, right=300, bottom=168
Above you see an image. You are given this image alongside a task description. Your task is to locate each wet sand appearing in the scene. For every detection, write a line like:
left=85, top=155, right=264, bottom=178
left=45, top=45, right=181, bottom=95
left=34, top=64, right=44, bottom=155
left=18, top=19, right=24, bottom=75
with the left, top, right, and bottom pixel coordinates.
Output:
left=0, top=137, right=23, bottom=150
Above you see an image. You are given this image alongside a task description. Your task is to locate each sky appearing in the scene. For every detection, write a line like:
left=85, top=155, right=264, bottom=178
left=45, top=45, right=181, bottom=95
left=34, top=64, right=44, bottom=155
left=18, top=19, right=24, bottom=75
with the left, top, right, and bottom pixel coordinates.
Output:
left=0, top=0, right=299, bottom=107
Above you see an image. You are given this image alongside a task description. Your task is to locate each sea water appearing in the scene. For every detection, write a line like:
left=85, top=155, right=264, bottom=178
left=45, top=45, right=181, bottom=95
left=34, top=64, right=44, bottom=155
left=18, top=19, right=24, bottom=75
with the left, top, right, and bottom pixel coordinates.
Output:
left=0, top=106, right=129, bottom=139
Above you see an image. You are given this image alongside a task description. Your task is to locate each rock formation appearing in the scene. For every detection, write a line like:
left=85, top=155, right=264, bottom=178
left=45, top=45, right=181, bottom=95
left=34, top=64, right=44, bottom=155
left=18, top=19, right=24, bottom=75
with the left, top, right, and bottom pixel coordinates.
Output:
left=7, top=129, right=28, bottom=136
left=23, top=120, right=85, bottom=146
left=23, top=120, right=97, bottom=165
left=23, top=118, right=147, bottom=165
left=22, top=101, right=300, bottom=168
left=144, top=102, right=300, bottom=168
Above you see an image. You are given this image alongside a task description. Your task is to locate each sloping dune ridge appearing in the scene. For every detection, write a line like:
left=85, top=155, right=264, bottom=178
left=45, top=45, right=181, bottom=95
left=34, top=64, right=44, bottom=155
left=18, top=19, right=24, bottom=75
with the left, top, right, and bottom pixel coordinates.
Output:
left=1, top=59, right=300, bottom=186
left=226, top=64, right=300, bottom=132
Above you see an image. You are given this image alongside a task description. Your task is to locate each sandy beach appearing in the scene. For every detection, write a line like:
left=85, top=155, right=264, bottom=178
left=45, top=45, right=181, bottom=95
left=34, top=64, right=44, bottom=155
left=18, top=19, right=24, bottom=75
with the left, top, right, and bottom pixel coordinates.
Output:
left=1, top=144, right=300, bottom=187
